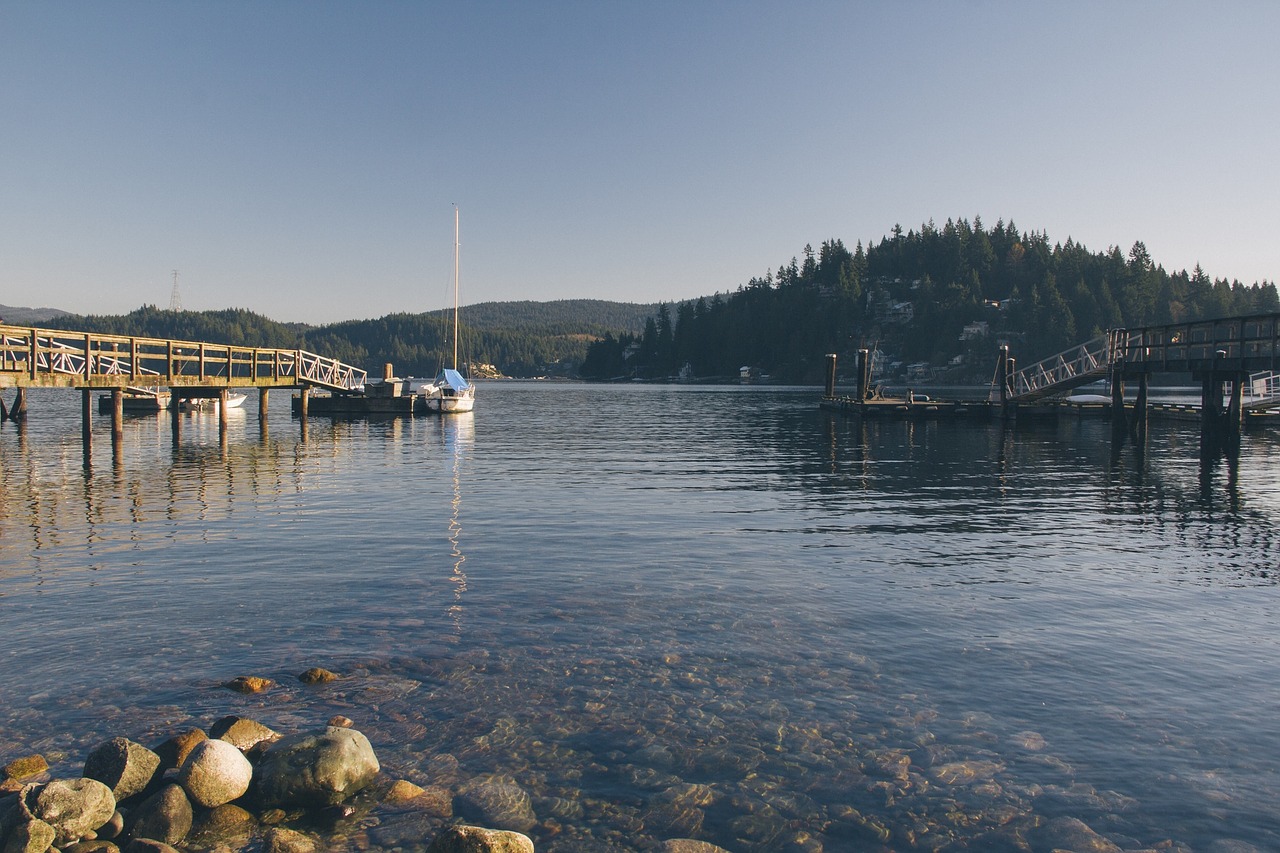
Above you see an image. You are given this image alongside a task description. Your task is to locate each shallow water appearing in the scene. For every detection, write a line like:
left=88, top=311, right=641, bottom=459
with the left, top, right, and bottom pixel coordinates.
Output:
left=2, top=383, right=1279, bottom=851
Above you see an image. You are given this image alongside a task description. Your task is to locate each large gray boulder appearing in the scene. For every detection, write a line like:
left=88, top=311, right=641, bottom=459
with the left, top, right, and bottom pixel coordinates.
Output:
left=83, top=739, right=161, bottom=803
left=31, top=778, right=116, bottom=845
left=126, top=784, right=192, bottom=847
left=176, top=739, right=253, bottom=808
left=426, top=825, right=535, bottom=853
left=254, top=727, right=379, bottom=809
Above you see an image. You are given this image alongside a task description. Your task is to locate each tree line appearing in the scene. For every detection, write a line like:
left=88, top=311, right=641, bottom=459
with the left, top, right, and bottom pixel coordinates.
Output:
left=43, top=304, right=619, bottom=378
left=581, top=217, right=1280, bottom=383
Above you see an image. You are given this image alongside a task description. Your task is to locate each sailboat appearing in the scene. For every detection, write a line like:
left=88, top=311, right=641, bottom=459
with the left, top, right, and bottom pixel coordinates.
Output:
left=423, top=206, right=476, bottom=414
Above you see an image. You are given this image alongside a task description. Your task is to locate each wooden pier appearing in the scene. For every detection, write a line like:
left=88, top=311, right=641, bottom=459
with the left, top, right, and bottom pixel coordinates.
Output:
left=0, top=323, right=367, bottom=447
left=821, top=311, right=1280, bottom=448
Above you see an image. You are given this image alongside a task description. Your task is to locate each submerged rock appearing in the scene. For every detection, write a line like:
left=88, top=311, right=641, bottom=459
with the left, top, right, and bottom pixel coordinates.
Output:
left=299, top=668, right=339, bottom=685
left=254, top=727, right=380, bottom=809
left=661, top=841, right=733, bottom=853
left=176, top=739, right=253, bottom=808
left=1029, top=816, right=1121, bottom=853
left=426, top=824, right=535, bottom=853
left=454, top=777, right=537, bottom=834
left=62, top=840, right=121, bottom=853
left=83, top=738, right=161, bottom=802
left=2, top=756, right=48, bottom=782
left=122, top=840, right=181, bottom=853
left=263, top=826, right=320, bottom=853
left=224, top=676, right=273, bottom=694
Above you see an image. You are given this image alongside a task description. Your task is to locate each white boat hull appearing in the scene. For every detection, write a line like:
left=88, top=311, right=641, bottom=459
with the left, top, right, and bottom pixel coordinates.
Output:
left=422, top=388, right=475, bottom=414
left=179, top=393, right=247, bottom=412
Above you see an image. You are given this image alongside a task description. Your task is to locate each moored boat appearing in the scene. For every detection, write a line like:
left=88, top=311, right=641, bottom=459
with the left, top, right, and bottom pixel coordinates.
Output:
left=424, top=206, right=476, bottom=415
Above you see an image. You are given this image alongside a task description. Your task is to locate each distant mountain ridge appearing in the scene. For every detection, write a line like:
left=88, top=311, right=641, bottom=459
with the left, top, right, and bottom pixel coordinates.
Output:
left=4, top=298, right=654, bottom=335
left=0, top=304, right=72, bottom=325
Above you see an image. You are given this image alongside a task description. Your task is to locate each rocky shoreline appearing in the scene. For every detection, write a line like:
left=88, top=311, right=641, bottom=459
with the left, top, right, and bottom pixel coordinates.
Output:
left=0, top=670, right=727, bottom=853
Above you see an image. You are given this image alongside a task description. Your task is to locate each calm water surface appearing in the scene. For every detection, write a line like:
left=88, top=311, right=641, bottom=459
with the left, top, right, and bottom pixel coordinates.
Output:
left=2, top=383, right=1279, bottom=852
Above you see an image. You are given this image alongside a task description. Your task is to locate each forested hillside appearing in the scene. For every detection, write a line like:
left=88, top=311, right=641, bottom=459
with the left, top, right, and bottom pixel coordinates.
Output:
left=455, top=299, right=655, bottom=333
left=41, top=301, right=646, bottom=378
left=582, top=217, right=1280, bottom=384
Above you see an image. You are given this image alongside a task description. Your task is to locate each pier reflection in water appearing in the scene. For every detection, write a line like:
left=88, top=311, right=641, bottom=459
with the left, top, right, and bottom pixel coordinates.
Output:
left=2, top=384, right=1280, bottom=851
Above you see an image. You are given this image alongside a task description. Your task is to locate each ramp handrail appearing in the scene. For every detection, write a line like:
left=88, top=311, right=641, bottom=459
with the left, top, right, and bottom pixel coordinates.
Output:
left=1244, top=370, right=1280, bottom=411
left=1008, top=330, right=1126, bottom=401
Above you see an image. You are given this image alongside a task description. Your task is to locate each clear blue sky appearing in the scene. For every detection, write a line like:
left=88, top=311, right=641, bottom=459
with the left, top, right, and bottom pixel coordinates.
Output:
left=2, top=1, right=1276, bottom=325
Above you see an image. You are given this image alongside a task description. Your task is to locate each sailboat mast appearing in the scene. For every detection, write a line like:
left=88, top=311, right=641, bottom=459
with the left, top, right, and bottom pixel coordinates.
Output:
left=453, top=206, right=460, bottom=370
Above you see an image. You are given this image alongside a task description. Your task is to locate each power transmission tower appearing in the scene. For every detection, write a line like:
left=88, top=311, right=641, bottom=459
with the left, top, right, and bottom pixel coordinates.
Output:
left=169, top=270, right=183, bottom=312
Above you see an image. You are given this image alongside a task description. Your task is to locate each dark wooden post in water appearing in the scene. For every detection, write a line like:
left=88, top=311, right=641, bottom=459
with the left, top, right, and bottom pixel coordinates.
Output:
left=298, top=387, right=310, bottom=420
left=1110, top=366, right=1127, bottom=445
left=111, top=388, right=124, bottom=465
left=1227, top=373, right=1244, bottom=436
left=259, top=388, right=270, bottom=440
left=855, top=349, right=869, bottom=401
left=170, top=389, right=182, bottom=447
left=81, top=388, right=93, bottom=447
left=111, top=388, right=124, bottom=444
left=995, top=346, right=1008, bottom=410
left=1131, top=373, right=1149, bottom=440
left=824, top=354, right=837, bottom=398
left=1001, top=350, right=1017, bottom=420
left=11, top=387, right=27, bottom=420
left=1201, top=350, right=1227, bottom=439
left=218, top=388, right=229, bottom=439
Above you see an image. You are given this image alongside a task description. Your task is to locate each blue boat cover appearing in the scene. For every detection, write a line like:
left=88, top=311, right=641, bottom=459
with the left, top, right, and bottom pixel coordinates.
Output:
left=435, top=368, right=471, bottom=391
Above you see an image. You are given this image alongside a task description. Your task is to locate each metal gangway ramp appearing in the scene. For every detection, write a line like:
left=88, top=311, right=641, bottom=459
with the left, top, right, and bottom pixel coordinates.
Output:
left=1000, top=330, right=1127, bottom=403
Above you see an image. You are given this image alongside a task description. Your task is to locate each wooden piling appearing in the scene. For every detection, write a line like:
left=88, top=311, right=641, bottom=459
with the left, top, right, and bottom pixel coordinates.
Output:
left=170, top=388, right=181, bottom=447
left=11, top=387, right=27, bottom=420
left=824, top=354, right=837, bottom=398
left=0, top=392, right=7, bottom=422
left=259, top=387, right=270, bottom=440
left=1131, top=373, right=1149, bottom=440
left=218, top=388, right=229, bottom=435
left=111, top=388, right=124, bottom=443
left=81, top=388, right=92, bottom=446
left=1110, top=366, right=1127, bottom=444
left=1227, top=372, right=1244, bottom=436
left=1202, top=350, right=1227, bottom=438
left=855, top=350, right=869, bottom=401
left=1002, top=353, right=1016, bottom=420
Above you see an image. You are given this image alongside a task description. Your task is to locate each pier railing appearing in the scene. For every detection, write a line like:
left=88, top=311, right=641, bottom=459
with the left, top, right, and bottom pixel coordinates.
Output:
left=0, top=325, right=366, bottom=392
left=1115, top=314, right=1280, bottom=371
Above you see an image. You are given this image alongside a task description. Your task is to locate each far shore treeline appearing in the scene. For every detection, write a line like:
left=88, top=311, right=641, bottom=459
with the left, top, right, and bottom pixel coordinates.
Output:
left=30, top=217, right=1279, bottom=383
left=582, top=217, right=1279, bottom=384
left=39, top=299, right=657, bottom=380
